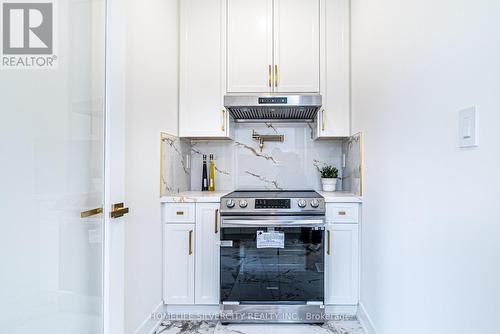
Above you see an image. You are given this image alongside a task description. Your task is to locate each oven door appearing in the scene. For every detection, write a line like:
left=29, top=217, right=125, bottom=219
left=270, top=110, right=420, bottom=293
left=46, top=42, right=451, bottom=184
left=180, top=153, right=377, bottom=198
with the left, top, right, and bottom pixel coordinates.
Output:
left=220, top=216, right=325, bottom=304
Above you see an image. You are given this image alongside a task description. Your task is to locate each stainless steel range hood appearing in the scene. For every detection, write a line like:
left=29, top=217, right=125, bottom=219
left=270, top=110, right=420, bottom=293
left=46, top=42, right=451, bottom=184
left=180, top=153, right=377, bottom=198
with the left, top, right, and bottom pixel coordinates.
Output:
left=224, top=94, right=322, bottom=122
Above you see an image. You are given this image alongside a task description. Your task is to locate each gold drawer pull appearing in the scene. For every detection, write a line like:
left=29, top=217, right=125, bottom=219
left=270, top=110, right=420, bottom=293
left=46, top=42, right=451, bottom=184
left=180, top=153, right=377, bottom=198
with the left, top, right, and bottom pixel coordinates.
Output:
left=188, top=230, right=193, bottom=255
left=80, top=207, right=103, bottom=218
left=176, top=211, right=184, bottom=216
left=338, top=211, right=347, bottom=216
left=327, top=230, right=331, bottom=255
left=110, top=203, right=129, bottom=219
left=214, top=209, right=219, bottom=234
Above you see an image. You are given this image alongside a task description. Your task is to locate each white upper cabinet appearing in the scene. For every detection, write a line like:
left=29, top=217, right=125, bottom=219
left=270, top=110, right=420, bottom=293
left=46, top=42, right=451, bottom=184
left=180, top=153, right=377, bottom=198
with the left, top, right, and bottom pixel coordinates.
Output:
left=274, top=0, right=320, bottom=93
left=227, top=0, right=273, bottom=93
left=179, top=0, right=231, bottom=138
left=226, top=0, right=320, bottom=93
left=317, top=0, right=350, bottom=137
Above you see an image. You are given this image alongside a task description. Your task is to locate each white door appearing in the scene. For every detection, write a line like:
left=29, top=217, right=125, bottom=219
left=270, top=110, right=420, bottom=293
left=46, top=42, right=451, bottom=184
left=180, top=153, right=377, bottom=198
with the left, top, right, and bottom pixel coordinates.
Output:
left=179, top=0, right=229, bottom=138
left=164, top=224, right=195, bottom=304
left=104, top=0, right=127, bottom=332
left=274, top=0, right=320, bottom=92
left=317, top=0, right=350, bottom=137
left=325, top=224, right=359, bottom=305
left=0, top=0, right=126, bottom=332
left=195, top=204, right=220, bottom=304
left=227, top=0, right=273, bottom=92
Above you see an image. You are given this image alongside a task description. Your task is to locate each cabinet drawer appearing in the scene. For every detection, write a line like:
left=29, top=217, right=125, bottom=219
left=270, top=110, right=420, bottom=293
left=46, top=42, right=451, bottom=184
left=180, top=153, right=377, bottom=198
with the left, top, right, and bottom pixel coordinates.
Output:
left=326, top=203, right=359, bottom=223
left=164, top=204, right=195, bottom=223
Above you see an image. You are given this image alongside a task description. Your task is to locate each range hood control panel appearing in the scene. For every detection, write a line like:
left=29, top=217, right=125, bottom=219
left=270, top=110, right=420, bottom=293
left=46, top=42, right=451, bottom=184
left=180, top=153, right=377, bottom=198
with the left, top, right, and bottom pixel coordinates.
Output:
left=258, top=97, right=287, bottom=104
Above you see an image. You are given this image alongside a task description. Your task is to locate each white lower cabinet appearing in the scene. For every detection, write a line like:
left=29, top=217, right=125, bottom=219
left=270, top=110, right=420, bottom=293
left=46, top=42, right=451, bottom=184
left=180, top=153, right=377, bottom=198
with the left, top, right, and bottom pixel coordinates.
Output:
left=195, top=203, right=220, bottom=304
left=163, top=223, right=195, bottom=304
left=163, top=202, right=360, bottom=308
left=325, top=223, right=359, bottom=305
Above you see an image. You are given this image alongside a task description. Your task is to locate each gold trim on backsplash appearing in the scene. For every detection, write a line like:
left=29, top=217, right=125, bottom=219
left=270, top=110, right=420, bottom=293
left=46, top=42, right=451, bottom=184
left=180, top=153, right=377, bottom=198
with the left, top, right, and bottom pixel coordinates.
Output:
left=359, top=131, right=363, bottom=196
left=160, top=132, right=167, bottom=197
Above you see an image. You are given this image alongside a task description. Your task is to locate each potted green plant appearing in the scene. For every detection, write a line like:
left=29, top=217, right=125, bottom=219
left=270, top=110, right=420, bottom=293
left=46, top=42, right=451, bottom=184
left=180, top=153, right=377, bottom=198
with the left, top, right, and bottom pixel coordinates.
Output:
left=320, top=165, right=338, bottom=192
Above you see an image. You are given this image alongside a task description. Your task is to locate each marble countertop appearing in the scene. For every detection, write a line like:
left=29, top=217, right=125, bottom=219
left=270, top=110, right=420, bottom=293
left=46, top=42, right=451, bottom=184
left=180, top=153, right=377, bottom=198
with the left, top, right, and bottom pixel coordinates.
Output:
left=318, top=191, right=362, bottom=203
left=160, top=191, right=230, bottom=203
left=161, top=191, right=361, bottom=203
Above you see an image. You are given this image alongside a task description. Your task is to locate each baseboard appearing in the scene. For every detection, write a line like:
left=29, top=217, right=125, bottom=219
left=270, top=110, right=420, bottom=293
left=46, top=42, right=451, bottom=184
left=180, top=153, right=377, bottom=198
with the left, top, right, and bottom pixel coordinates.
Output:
left=324, top=305, right=358, bottom=316
left=357, top=302, right=379, bottom=334
left=134, top=302, right=165, bottom=334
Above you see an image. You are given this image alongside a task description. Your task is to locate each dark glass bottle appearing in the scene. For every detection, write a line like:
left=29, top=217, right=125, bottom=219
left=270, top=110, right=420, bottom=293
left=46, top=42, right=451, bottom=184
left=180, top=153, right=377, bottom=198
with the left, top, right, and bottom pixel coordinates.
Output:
left=202, top=155, right=208, bottom=191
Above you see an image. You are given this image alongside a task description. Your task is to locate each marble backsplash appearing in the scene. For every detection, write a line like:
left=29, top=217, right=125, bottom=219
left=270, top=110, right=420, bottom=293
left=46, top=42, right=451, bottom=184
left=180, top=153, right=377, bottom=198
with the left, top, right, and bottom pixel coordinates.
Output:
left=160, top=124, right=362, bottom=195
left=160, top=132, right=191, bottom=196
left=342, top=132, right=362, bottom=195
left=191, top=123, right=344, bottom=191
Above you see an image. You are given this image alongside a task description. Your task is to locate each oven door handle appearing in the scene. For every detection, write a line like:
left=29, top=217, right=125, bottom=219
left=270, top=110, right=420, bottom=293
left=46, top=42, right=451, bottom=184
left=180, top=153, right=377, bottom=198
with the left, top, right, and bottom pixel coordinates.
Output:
left=221, top=219, right=325, bottom=228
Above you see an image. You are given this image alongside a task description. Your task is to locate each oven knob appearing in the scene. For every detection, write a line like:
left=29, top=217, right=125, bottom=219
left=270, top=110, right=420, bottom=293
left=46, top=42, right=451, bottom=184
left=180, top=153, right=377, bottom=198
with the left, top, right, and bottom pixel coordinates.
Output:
left=239, top=200, right=248, bottom=208
left=310, top=199, right=320, bottom=208
left=226, top=199, right=235, bottom=208
left=298, top=199, right=307, bottom=208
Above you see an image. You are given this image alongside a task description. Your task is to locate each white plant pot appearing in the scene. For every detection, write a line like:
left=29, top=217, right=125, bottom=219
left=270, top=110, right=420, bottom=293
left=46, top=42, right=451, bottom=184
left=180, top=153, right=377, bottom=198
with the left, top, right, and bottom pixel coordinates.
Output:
left=321, top=178, right=337, bottom=192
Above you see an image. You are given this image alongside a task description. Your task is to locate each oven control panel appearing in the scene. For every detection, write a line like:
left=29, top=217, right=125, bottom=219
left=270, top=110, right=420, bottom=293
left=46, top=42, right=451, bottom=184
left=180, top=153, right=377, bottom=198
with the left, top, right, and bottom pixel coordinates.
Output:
left=220, top=196, right=325, bottom=215
left=255, top=199, right=291, bottom=209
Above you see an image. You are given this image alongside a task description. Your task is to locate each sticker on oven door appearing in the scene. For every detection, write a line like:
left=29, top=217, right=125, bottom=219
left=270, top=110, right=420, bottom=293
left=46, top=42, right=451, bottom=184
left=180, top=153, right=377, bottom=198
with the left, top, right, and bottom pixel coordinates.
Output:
left=256, top=230, right=284, bottom=248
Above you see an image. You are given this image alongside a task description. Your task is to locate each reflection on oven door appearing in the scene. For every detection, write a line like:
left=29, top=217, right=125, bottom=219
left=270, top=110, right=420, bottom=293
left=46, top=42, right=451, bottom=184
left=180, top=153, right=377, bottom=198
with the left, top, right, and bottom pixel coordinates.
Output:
left=220, top=226, right=324, bottom=303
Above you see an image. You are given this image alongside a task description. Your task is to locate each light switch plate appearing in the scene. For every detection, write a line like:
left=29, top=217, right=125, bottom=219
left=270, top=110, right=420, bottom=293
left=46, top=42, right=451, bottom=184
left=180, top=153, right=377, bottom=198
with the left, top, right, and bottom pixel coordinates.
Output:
left=459, top=106, right=478, bottom=148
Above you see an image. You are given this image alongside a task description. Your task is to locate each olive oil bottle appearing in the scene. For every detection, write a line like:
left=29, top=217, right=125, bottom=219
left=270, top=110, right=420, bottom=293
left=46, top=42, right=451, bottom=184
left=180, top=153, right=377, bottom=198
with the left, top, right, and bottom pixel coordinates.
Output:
left=208, top=154, right=215, bottom=192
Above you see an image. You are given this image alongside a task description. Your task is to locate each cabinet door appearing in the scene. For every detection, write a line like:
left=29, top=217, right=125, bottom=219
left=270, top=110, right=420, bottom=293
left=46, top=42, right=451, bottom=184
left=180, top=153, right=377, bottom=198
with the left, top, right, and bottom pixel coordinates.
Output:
left=179, top=0, right=230, bottom=138
left=227, top=0, right=273, bottom=92
left=195, top=203, right=220, bottom=304
left=274, top=0, right=320, bottom=93
left=317, top=0, right=350, bottom=137
left=325, top=224, right=359, bottom=305
left=164, top=224, right=195, bottom=304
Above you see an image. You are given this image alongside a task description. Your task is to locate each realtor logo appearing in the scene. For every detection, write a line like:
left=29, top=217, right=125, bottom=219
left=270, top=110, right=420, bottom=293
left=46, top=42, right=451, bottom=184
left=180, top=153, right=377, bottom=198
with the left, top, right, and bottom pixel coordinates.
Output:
left=1, top=0, right=57, bottom=68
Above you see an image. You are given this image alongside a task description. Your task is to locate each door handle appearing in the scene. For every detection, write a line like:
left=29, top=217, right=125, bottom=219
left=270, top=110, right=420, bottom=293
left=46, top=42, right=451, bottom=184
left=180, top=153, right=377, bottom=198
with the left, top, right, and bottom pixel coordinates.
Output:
left=274, top=64, right=278, bottom=87
left=321, top=109, right=325, bottom=131
left=214, top=209, right=219, bottom=234
left=327, top=230, right=331, bottom=255
left=110, top=203, right=129, bottom=218
left=80, top=207, right=103, bottom=218
left=221, top=109, right=225, bottom=132
left=268, top=65, right=272, bottom=87
left=188, top=230, right=193, bottom=255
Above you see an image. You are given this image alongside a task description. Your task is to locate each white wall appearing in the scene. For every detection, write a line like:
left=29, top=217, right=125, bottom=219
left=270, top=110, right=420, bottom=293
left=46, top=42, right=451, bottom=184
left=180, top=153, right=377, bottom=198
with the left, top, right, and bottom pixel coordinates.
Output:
left=125, top=0, right=178, bottom=332
left=351, top=1, right=500, bottom=333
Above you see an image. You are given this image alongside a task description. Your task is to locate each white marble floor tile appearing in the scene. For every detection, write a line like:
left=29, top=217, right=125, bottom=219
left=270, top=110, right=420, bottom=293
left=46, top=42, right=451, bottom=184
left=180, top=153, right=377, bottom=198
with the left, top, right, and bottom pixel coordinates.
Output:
left=154, top=320, right=218, bottom=334
left=153, top=320, right=365, bottom=334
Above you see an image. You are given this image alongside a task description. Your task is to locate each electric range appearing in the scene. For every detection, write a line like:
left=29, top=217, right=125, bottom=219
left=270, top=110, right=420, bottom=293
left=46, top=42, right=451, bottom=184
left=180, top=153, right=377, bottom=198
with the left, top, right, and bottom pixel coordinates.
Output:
left=219, top=190, right=326, bottom=323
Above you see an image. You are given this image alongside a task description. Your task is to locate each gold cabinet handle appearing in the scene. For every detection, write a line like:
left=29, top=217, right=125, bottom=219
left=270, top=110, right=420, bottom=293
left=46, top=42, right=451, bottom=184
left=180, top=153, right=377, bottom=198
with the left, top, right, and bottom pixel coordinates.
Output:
left=268, top=65, right=272, bottom=87
left=110, top=203, right=129, bottom=219
left=327, top=230, right=331, bottom=255
left=214, top=209, right=219, bottom=234
left=221, top=109, right=225, bottom=132
left=338, top=211, right=347, bottom=216
left=188, top=230, right=193, bottom=255
left=321, top=109, right=325, bottom=131
left=80, top=207, right=103, bottom=218
left=176, top=211, right=184, bottom=216
left=274, top=64, right=278, bottom=87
